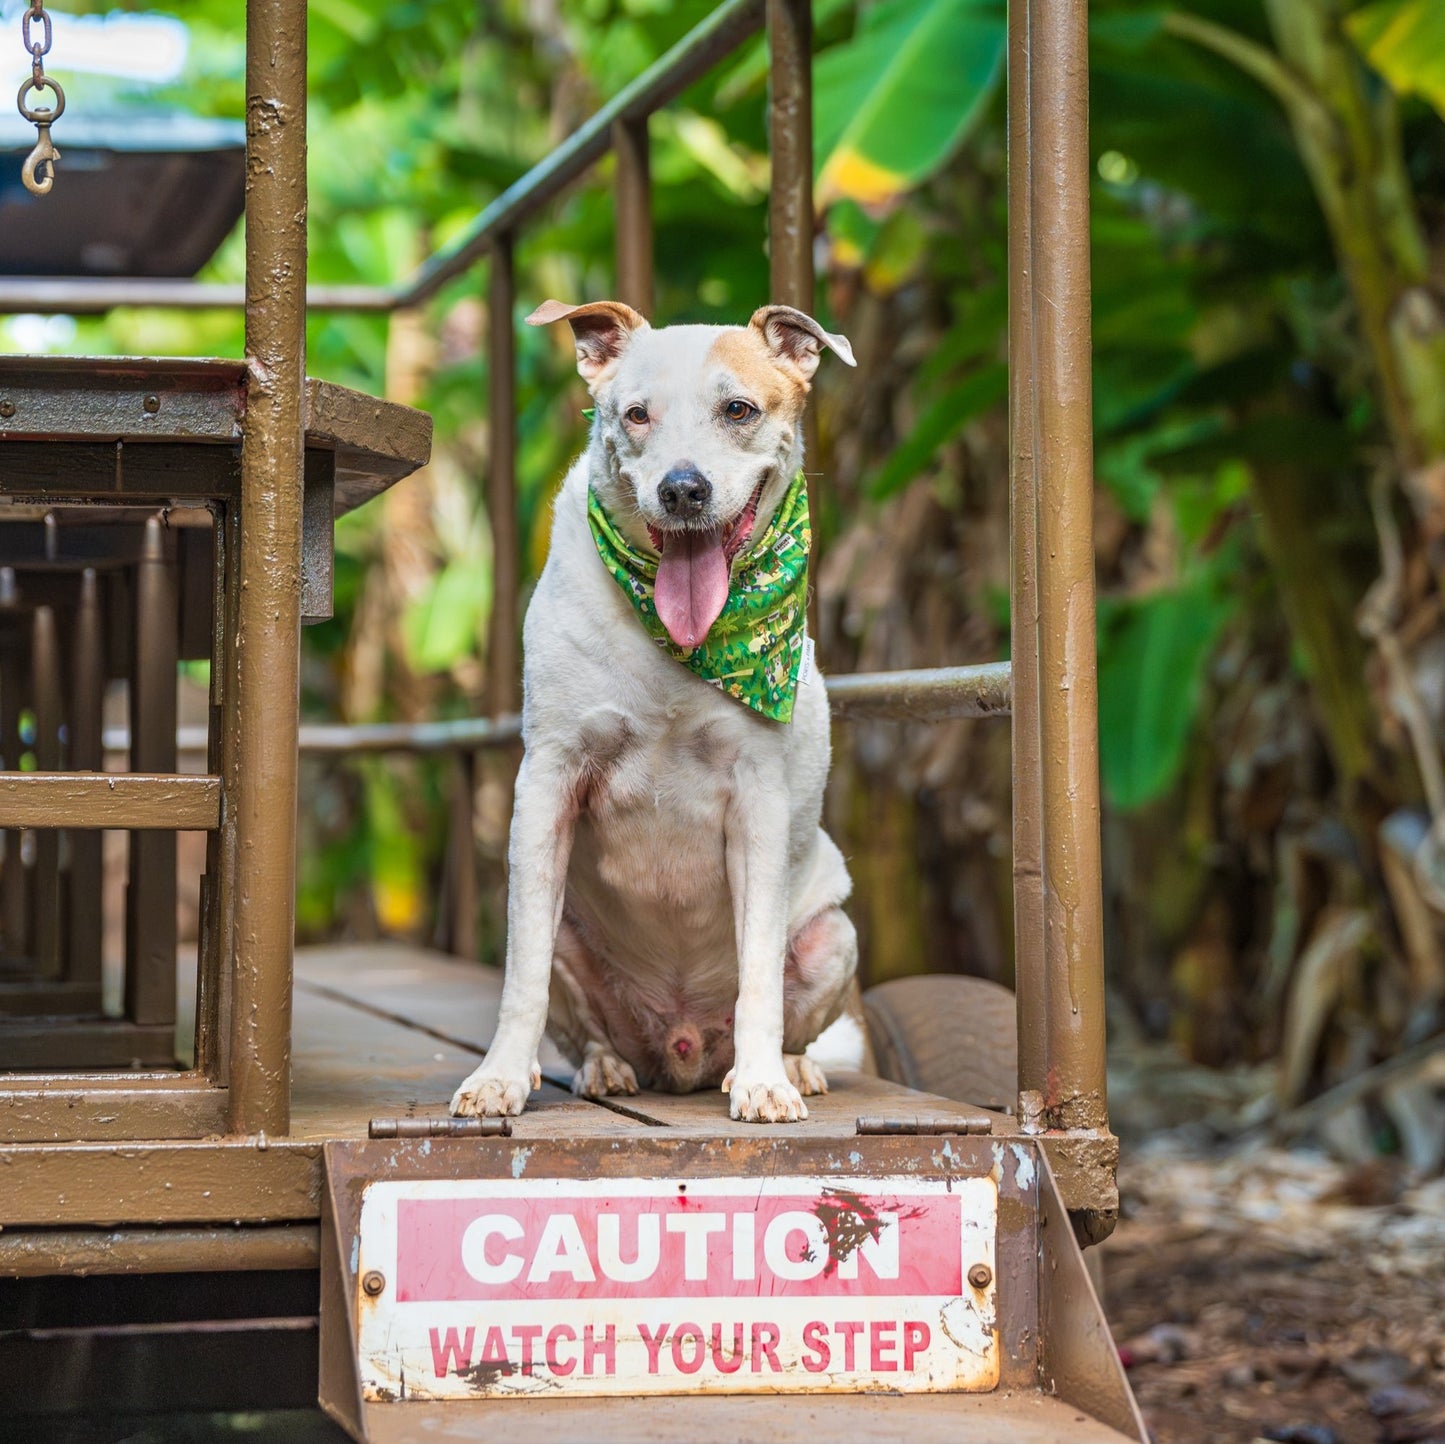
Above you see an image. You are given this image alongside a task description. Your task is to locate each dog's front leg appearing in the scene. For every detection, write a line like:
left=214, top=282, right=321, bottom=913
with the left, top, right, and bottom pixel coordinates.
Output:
left=722, top=758, right=807, bottom=1123
left=450, top=748, right=576, bottom=1118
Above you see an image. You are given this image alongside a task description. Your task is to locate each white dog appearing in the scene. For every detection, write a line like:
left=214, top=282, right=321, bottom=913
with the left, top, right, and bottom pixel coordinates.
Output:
left=449, top=299, right=859, bottom=1123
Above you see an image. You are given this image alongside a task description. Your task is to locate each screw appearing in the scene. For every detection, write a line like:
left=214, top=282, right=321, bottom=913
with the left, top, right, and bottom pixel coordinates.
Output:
left=968, top=1263, right=993, bottom=1290
left=361, top=1270, right=386, bottom=1297
left=0, top=400, right=14, bottom=418
left=142, top=394, right=160, bottom=414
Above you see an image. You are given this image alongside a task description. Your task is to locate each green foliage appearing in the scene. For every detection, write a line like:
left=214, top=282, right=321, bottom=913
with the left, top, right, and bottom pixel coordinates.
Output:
left=815, top=0, right=1006, bottom=208
left=868, top=364, right=1007, bottom=501
left=1347, top=0, right=1445, bottom=118
left=404, top=560, right=491, bottom=674
left=1098, top=578, right=1235, bottom=811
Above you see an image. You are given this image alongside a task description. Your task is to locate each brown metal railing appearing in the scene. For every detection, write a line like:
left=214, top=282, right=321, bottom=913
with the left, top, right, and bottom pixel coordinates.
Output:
left=5, top=0, right=1106, bottom=1150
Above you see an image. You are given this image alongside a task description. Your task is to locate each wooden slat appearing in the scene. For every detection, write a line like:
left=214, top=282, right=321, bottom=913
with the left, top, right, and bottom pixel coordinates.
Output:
left=0, top=773, right=220, bottom=829
left=0, top=1019, right=175, bottom=1070
left=0, top=1074, right=229, bottom=1144
left=0, top=979, right=103, bottom=1017
left=0, top=1223, right=321, bottom=1277
left=288, top=964, right=589, bottom=1142
left=0, top=1138, right=323, bottom=1225
left=361, top=1392, right=1141, bottom=1444
left=293, top=943, right=1001, bottom=1139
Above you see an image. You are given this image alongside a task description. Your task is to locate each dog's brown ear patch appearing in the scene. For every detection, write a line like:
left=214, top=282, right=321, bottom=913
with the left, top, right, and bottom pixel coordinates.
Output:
left=749, top=305, right=856, bottom=383
left=526, top=299, right=649, bottom=386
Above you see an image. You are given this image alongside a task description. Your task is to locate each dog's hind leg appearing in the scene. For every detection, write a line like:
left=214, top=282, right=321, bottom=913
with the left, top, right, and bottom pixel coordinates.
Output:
left=781, top=902, right=860, bottom=1098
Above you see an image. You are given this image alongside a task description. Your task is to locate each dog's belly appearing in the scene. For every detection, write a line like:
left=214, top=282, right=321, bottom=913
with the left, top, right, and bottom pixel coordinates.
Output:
left=560, top=745, right=743, bottom=1090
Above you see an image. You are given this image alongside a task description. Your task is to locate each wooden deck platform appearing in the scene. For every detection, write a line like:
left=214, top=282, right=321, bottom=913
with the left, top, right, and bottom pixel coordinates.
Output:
left=291, top=941, right=998, bottom=1141
left=0, top=943, right=1000, bottom=1230
left=0, top=942, right=1144, bottom=1443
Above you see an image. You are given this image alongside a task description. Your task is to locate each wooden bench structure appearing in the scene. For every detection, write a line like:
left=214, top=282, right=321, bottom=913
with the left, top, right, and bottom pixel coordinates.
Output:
left=0, top=1, right=1143, bottom=1439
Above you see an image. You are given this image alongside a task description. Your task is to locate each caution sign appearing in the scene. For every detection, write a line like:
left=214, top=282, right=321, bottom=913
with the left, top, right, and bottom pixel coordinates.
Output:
left=355, top=1175, right=998, bottom=1400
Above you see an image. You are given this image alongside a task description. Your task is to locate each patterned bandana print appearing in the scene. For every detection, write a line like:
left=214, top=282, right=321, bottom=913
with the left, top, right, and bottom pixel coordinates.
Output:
left=587, top=471, right=811, bottom=723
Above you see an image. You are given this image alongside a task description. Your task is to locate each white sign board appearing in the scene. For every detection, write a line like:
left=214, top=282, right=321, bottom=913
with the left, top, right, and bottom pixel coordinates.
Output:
left=355, top=1175, right=998, bottom=1400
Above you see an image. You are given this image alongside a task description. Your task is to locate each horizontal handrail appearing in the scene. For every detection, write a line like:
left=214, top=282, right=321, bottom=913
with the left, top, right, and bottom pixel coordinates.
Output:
left=101, top=663, right=1013, bottom=760
left=826, top=663, right=1011, bottom=720
left=0, top=279, right=397, bottom=315
left=0, top=0, right=767, bottom=319
left=0, top=773, right=221, bottom=829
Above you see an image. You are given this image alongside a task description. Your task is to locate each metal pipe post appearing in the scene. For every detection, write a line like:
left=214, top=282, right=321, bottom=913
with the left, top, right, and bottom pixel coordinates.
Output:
left=614, top=117, right=654, bottom=316
left=30, top=604, right=61, bottom=973
left=227, top=0, right=308, bottom=1135
left=1007, top=0, right=1047, bottom=1105
left=1029, top=0, right=1108, bottom=1131
left=766, top=0, right=814, bottom=312
left=486, top=236, right=519, bottom=718
left=126, top=518, right=178, bottom=1028
left=68, top=568, right=105, bottom=985
left=767, top=0, right=818, bottom=611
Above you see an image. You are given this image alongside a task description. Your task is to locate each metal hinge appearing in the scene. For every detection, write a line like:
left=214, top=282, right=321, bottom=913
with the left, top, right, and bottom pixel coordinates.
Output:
left=368, top=1116, right=512, bottom=1139
left=855, top=1112, right=993, bottom=1137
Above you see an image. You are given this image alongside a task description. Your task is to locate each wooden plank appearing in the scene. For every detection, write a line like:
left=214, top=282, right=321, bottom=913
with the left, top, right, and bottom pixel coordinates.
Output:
left=293, top=944, right=998, bottom=1140
left=296, top=942, right=567, bottom=1066
left=361, top=1392, right=1141, bottom=1444
left=0, top=441, right=240, bottom=499
left=0, top=773, right=220, bottom=830
left=304, top=378, right=433, bottom=517
left=0, top=979, right=103, bottom=1017
left=0, top=356, right=245, bottom=442
left=0, top=1079, right=229, bottom=1143
left=0, top=1137, right=323, bottom=1227
left=289, top=964, right=613, bottom=1142
left=0, top=1019, right=175, bottom=1070
left=0, top=1223, right=320, bottom=1276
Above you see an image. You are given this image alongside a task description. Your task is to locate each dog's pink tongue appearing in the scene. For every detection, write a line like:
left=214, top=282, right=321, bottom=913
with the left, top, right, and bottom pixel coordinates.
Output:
left=655, top=529, right=728, bottom=649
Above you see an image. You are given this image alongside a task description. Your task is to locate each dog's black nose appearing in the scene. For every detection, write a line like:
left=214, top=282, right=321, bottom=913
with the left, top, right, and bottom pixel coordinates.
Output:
left=658, top=466, right=712, bottom=519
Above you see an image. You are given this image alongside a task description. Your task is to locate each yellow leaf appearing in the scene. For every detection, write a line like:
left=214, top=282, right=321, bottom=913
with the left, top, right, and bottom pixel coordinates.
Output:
left=818, top=147, right=907, bottom=209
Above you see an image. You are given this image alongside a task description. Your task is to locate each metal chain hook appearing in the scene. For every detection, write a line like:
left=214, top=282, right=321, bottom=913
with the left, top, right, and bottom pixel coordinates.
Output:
left=17, top=0, right=61, bottom=196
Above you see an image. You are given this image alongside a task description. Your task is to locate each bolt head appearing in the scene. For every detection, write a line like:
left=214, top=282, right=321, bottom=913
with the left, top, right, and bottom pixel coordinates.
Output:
left=361, top=1269, right=386, bottom=1296
left=0, top=400, right=14, bottom=418
left=142, top=394, right=160, bottom=414
left=968, top=1263, right=993, bottom=1290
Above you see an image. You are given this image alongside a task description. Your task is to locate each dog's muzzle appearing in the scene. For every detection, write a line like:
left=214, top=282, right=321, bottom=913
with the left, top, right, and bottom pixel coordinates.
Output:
left=657, top=465, right=711, bottom=520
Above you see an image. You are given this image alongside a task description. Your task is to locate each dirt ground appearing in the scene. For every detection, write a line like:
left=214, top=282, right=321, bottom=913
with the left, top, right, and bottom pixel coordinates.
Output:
left=1101, top=1142, right=1445, bottom=1444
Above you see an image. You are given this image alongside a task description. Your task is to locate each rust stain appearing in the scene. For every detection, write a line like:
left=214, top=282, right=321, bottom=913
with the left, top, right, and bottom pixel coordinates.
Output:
left=812, top=1186, right=882, bottom=1273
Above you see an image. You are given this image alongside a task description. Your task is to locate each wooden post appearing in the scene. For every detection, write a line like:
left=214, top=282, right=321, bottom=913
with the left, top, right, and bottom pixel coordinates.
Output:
left=614, top=117, right=654, bottom=316
left=126, top=519, right=178, bottom=1029
left=30, top=604, right=61, bottom=974
left=68, top=568, right=105, bottom=988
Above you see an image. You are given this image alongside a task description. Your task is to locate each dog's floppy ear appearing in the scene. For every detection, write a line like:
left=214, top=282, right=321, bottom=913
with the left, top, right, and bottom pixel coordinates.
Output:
left=526, top=299, right=649, bottom=386
left=749, top=304, right=856, bottom=383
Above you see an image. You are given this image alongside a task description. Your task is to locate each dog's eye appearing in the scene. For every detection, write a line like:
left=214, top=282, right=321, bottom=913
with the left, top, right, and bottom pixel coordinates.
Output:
left=624, top=404, right=649, bottom=426
left=724, top=399, right=757, bottom=422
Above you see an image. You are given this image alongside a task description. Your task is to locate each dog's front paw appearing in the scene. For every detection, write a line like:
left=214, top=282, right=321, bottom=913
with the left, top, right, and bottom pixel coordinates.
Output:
left=572, top=1048, right=640, bottom=1098
left=449, top=1061, right=541, bottom=1118
left=723, top=1065, right=808, bottom=1123
left=785, top=1053, right=829, bottom=1096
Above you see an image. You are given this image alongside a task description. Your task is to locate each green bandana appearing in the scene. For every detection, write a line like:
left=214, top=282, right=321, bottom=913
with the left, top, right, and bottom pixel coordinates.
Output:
left=587, top=472, right=811, bottom=723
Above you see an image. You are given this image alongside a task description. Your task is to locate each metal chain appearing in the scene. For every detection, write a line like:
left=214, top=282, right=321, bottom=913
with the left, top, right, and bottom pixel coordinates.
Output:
left=17, top=0, right=64, bottom=196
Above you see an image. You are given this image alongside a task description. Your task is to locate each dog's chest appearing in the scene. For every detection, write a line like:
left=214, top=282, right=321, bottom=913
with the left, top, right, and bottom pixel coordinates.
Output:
left=574, top=711, right=745, bottom=903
